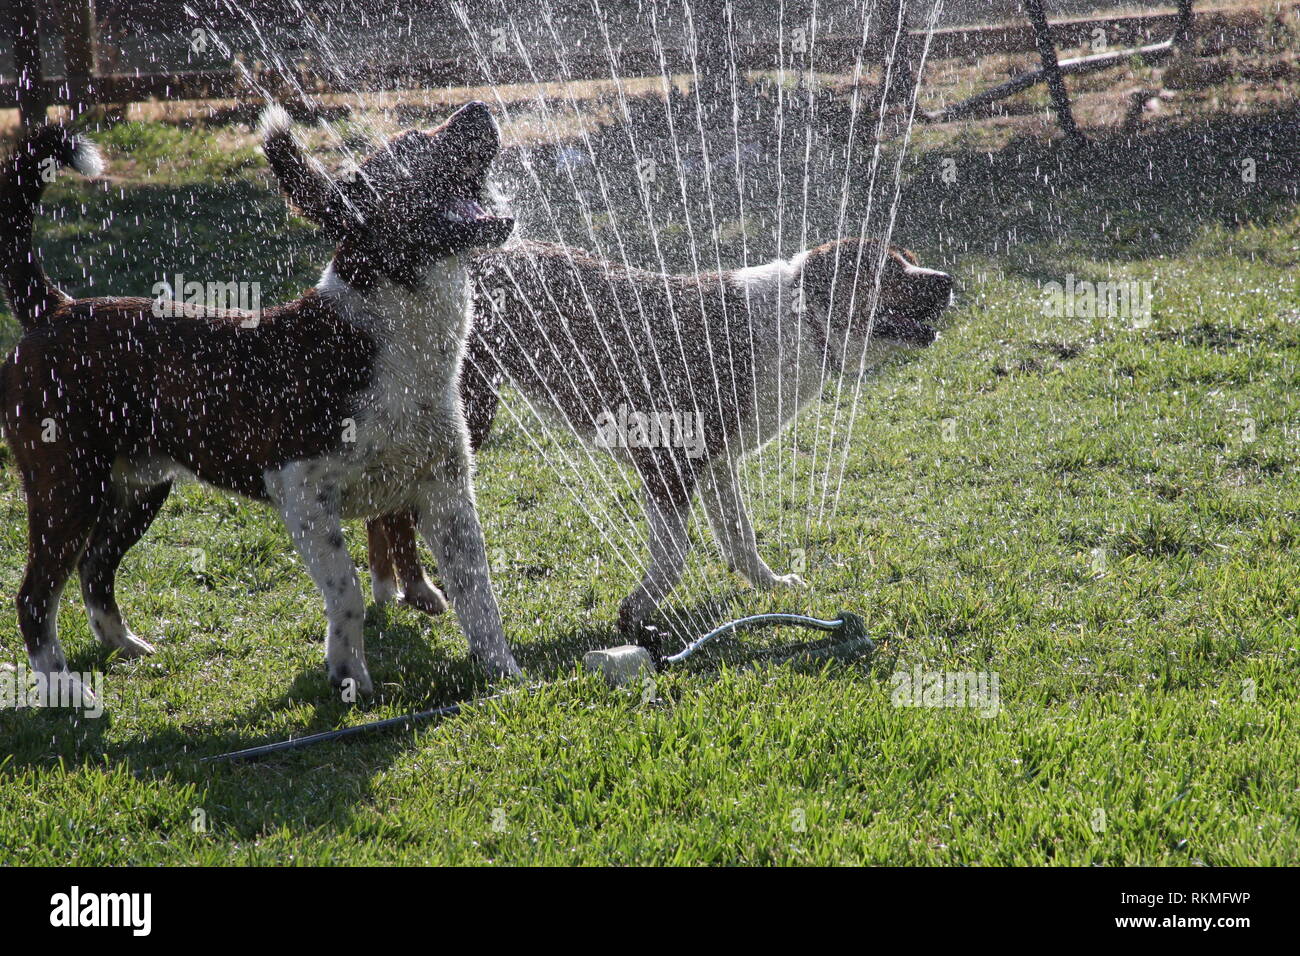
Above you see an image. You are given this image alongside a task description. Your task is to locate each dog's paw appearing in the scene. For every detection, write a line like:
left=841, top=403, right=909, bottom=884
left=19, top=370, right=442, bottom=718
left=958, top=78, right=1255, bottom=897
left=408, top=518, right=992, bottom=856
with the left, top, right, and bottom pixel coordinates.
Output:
left=370, top=570, right=401, bottom=607
left=754, top=571, right=808, bottom=590
left=111, top=632, right=156, bottom=658
left=617, top=595, right=654, bottom=639
left=772, top=573, right=808, bottom=589
left=401, top=578, right=449, bottom=616
left=475, top=651, right=524, bottom=682
left=329, top=659, right=374, bottom=698
left=34, top=669, right=98, bottom=710
left=28, top=643, right=69, bottom=676
left=89, top=610, right=156, bottom=657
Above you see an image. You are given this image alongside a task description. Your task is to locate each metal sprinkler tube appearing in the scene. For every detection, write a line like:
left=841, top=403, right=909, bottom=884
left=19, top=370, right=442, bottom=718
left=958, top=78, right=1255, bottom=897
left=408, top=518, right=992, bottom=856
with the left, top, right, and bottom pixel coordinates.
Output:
left=662, top=611, right=870, bottom=666
left=206, top=610, right=873, bottom=762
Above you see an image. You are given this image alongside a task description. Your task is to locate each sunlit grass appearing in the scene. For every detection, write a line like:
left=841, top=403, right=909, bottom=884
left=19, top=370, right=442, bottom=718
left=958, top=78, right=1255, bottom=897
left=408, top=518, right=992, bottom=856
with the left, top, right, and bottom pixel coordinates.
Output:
left=0, top=111, right=1298, bottom=865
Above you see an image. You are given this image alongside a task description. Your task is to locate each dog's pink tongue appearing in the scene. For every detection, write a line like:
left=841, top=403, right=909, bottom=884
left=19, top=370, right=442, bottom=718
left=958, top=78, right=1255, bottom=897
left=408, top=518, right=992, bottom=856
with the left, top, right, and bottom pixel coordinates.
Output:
left=446, top=197, right=490, bottom=223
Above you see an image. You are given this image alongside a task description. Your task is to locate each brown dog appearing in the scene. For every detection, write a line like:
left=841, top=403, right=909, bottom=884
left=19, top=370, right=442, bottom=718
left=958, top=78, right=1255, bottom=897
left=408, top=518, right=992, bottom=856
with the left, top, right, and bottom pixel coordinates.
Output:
left=1, top=104, right=519, bottom=701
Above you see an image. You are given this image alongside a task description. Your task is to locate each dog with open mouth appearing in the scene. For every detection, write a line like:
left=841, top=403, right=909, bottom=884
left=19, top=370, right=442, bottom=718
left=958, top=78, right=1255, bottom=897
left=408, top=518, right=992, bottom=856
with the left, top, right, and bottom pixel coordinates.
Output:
left=351, top=235, right=952, bottom=639
left=0, top=102, right=519, bottom=702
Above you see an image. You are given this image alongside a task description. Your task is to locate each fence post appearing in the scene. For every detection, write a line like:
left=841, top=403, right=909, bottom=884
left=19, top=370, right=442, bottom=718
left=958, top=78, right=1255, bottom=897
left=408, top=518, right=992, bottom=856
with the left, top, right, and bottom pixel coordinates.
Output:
left=1022, top=0, right=1087, bottom=147
left=692, top=0, right=730, bottom=124
left=59, top=0, right=99, bottom=116
left=1173, top=0, right=1194, bottom=46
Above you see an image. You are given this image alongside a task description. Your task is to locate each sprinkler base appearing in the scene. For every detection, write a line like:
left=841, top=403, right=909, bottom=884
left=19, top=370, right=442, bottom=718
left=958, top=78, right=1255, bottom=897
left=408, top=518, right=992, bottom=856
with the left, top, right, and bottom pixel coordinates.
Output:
left=583, top=645, right=657, bottom=687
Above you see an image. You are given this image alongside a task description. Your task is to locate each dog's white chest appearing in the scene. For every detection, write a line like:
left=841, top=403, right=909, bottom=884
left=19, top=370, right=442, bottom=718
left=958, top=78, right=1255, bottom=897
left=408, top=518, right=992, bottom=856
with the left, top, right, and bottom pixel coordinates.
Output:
left=269, top=259, right=474, bottom=516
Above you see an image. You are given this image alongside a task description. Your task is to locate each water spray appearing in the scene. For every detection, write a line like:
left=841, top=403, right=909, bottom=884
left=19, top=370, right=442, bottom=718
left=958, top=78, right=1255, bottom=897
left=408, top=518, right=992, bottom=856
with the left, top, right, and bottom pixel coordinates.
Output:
left=178, top=0, right=921, bottom=766
left=206, top=610, right=873, bottom=763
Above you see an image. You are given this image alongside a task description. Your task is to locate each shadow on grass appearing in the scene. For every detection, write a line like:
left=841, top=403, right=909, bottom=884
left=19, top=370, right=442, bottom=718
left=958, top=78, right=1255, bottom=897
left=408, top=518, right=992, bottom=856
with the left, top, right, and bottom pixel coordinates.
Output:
left=481, top=98, right=1300, bottom=280
left=0, top=176, right=329, bottom=351
left=0, top=595, right=624, bottom=824
left=0, top=582, right=880, bottom=843
left=0, top=612, right=552, bottom=841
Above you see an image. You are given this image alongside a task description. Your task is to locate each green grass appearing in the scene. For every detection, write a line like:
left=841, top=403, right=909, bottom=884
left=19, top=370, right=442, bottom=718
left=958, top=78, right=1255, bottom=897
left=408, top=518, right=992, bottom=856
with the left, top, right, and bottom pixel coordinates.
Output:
left=1, top=113, right=1298, bottom=865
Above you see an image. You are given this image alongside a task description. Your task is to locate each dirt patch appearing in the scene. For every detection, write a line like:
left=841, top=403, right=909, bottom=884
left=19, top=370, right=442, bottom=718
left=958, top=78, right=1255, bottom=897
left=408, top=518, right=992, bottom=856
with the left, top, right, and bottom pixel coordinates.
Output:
left=1150, top=321, right=1266, bottom=350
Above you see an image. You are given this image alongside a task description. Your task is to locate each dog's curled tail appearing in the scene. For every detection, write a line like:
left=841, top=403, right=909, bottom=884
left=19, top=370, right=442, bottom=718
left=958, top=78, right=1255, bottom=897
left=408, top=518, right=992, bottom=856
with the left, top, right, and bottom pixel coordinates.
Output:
left=1, top=124, right=103, bottom=330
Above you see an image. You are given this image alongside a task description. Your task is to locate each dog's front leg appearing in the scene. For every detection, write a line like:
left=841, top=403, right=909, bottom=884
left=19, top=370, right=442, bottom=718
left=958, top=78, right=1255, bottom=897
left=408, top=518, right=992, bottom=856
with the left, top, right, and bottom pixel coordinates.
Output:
left=701, top=459, right=805, bottom=590
left=275, top=465, right=372, bottom=695
left=415, top=452, right=520, bottom=679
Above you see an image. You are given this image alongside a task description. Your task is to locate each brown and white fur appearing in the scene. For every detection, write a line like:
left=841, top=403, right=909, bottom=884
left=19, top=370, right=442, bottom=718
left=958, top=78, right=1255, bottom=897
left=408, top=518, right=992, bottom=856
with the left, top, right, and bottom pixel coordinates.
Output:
left=0, top=103, right=520, bottom=703
left=360, top=236, right=953, bottom=639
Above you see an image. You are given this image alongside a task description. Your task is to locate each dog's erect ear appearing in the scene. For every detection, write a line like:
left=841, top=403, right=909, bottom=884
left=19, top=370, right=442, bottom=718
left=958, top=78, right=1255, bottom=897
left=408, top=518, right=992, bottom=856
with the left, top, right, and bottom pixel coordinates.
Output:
left=259, top=105, right=356, bottom=238
left=429, top=101, right=501, bottom=181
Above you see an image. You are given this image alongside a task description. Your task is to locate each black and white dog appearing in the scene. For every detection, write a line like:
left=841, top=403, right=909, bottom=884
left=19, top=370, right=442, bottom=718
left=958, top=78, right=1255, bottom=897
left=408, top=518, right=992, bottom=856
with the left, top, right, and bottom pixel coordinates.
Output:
left=356, top=236, right=953, bottom=636
left=1, top=103, right=519, bottom=702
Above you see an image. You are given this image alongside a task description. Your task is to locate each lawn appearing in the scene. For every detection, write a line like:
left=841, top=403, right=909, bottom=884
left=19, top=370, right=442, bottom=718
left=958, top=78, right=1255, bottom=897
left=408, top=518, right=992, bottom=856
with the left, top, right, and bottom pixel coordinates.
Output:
left=1, top=79, right=1298, bottom=864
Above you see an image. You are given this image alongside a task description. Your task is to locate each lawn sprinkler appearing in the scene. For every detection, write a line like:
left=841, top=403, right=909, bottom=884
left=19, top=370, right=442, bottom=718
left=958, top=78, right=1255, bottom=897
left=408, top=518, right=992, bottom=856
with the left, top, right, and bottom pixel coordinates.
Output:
left=584, top=611, right=872, bottom=687
left=206, top=610, right=872, bottom=763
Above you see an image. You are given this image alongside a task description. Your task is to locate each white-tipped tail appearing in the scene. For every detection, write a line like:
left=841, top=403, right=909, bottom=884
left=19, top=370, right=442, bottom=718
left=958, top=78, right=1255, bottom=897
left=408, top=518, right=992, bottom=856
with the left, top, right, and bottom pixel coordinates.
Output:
left=70, top=137, right=104, bottom=178
left=258, top=103, right=293, bottom=142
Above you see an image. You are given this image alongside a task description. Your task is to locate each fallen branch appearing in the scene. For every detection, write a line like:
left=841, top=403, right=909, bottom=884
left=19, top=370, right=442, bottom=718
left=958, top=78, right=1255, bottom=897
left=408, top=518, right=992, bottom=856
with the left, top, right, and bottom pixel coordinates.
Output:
left=924, top=0, right=1194, bottom=126
left=924, top=38, right=1180, bottom=124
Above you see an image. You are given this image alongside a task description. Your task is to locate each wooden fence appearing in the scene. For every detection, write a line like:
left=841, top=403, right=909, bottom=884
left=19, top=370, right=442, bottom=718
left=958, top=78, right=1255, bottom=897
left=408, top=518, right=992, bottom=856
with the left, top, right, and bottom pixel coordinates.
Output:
left=1, top=1, right=1291, bottom=126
